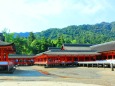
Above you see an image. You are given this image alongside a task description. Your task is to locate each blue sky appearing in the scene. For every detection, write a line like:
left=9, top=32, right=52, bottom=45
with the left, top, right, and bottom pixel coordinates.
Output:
left=0, top=0, right=115, bottom=32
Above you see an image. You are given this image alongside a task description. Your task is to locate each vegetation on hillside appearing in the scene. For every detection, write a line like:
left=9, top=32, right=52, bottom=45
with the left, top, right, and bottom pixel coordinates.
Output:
left=2, top=21, right=115, bottom=55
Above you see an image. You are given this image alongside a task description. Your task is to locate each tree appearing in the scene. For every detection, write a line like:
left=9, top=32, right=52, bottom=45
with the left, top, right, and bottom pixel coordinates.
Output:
left=27, top=32, right=35, bottom=45
left=56, top=35, right=65, bottom=47
left=2, top=28, right=14, bottom=42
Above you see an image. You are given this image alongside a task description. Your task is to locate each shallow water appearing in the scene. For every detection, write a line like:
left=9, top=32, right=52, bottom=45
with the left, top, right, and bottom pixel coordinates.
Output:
left=0, top=67, right=45, bottom=77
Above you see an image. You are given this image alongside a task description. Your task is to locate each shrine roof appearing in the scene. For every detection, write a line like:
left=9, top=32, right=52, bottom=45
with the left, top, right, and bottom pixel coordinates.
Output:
left=0, top=40, right=16, bottom=52
left=0, top=40, right=14, bottom=46
left=48, top=47, right=61, bottom=50
left=91, top=41, right=115, bottom=52
left=8, top=54, right=34, bottom=58
left=43, top=50, right=100, bottom=55
left=63, top=44, right=93, bottom=47
left=62, top=43, right=94, bottom=51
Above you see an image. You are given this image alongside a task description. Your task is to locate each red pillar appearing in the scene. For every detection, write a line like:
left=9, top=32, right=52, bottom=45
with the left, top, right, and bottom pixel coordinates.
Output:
left=72, top=56, right=74, bottom=63
left=6, top=53, right=9, bottom=61
left=107, top=55, right=108, bottom=60
left=77, top=56, right=79, bottom=61
left=65, top=55, right=67, bottom=62
left=89, top=56, right=91, bottom=61
left=112, top=54, right=114, bottom=59
left=1, top=48, right=3, bottom=61
left=83, top=56, right=85, bottom=61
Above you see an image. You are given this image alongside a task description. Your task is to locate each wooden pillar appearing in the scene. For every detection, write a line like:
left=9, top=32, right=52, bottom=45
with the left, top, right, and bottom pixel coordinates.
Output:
left=46, top=57, right=48, bottom=63
left=89, top=56, right=90, bottom=61
left=45, top=55, right=49, bottom=68
left=3, top=53, right=5, bottom=61
left=3, top=49, right=5, bottom=61
left=72, top=56, right=74, bottom=63
left=103, top=63, right=105, bottom=68
left=112, top=54, right=114, bottom=59
left=46, top=55, right=49, bottom=65
left=64, top=55, right=67, bottom=66
left=77, top=56, right=79, bottom=61
left=111, top=63, right=114, bottom=71
left=107, top=55, right=108, bottom=60
left=6, top=52, right=9, bottom=61
left=1, top=48, right=3, bottom=61
left=43, top=57, right=45, bottom=62
left=93, top=56, right=95, bottom=61
left=87, top=63, right=89, bottom=67
left=88, top=56, right=90, bottom=61
left=65, top=55, right=67, bottom=62
left=0, top=48, right=1, bottom=61
left=92, top=64, right=93, bottom=67
left=83, top=56, right=85, bottom=61
left=52, top=56, right=54, bottom=65
left=58, top=56, right=60, bottom=65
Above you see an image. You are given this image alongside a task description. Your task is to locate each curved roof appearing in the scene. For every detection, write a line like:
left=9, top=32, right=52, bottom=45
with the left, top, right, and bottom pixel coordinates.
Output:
left=9, top=54, right=34, bottom=58
left=0, top=40, right=14, bottom=46
left=62, top=44, right=93, bottom=51
left=48, top=47, right=61, bottom=50
left=91, top=41, right=115, bottom=52
left=0, top=40, right=16, bottom=52
left=63, top=44, right=92, bottom=47
left=43, top=50, right=100, bottom=55
left=35, top=44, right=99, bottom=56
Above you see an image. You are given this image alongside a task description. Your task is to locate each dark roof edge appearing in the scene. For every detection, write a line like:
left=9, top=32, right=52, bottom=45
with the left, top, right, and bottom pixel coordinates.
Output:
left=63, top=43, right=93, bottom=47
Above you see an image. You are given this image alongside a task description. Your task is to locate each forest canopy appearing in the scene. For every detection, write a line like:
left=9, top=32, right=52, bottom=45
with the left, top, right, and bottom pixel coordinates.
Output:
left=2, top=21, right=115, bottom=55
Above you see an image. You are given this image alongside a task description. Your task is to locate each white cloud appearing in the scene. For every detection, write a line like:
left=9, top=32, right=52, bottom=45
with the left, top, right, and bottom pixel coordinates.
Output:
left=70, top=0, right=110, bottom=15
left=0, top=0, right=115, bottom=32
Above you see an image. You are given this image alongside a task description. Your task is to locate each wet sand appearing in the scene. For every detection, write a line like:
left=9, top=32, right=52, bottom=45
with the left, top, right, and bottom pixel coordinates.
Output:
left=0, top=65, right=115, bottom=86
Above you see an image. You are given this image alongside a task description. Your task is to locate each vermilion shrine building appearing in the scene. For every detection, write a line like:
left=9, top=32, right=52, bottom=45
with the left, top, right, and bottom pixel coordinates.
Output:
left=1, top=32, right=115, bottom=72
left=34, top=41, right=115, bottom=67
left=0, top=40, right=15, bottom=73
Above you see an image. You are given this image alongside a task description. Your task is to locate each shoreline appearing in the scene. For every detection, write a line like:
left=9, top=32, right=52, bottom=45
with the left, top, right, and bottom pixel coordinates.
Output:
left=0, top=65, right=115, bottom=86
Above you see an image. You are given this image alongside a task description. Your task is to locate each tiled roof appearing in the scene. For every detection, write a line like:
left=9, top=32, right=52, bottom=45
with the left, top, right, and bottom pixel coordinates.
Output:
left=91, top=41, right=115, bottom=52
left=35, top=51, right=50, bottom=56
left=0, top=40, right=14, bottom=46
left=50, top=50, right=96, bottom=52
left=41, top=50, right=100, bottom=55
left=63, top=44, right=92, bottom=47
left=62, top=43, right=92, bottom=50
left=63, top=46, right=91, bottom=51
left=48, top=47, right=61, bottom=50
left=8, top=54, right=34, bottom=58
left=0, top=40, right=16, bottom=52
left=35, top=41, right=115, bottom=56
left=35, top=44, right=99, bottom=56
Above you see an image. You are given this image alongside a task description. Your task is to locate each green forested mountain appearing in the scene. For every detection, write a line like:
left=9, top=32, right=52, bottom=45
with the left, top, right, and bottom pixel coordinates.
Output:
left=2, top=21, right=115, bottom=55
left=37, top=21, right=115, bottom=44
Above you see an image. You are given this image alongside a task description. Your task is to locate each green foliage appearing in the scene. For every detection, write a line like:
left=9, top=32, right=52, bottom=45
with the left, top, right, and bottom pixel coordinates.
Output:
left=27, top=32, right=35, bottom=45
left=3, top=21, right=115, bottom=54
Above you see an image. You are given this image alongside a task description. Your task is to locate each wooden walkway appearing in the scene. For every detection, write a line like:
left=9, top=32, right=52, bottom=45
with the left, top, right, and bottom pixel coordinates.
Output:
left=78, top=60, right=115, bottom=71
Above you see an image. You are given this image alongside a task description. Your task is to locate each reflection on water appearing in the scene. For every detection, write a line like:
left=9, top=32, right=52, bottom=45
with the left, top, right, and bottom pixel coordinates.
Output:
left=0, top=69, right=45, bottom=77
